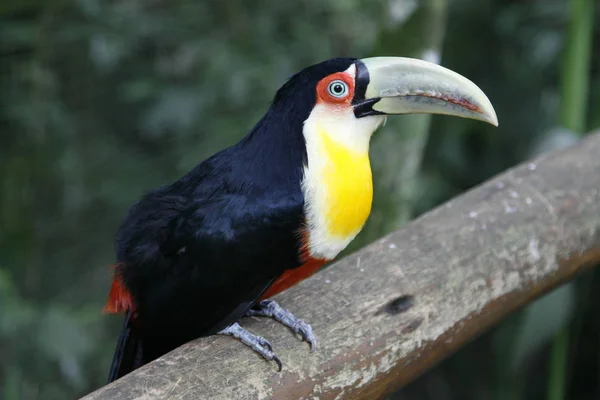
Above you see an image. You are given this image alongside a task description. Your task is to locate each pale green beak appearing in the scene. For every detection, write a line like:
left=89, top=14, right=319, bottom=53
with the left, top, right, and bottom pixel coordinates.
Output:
left=354, top=57, right=498, bottom=126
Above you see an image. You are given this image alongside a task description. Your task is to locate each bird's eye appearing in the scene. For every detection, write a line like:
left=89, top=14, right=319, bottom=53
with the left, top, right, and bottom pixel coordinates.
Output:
left=328, top=80, right=348, bottom=98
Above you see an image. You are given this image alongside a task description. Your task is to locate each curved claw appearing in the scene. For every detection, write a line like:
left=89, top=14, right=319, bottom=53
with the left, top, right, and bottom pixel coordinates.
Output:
left=272, top=354, right=283, bottom=372
left=296, top=322, right=318, bottom=351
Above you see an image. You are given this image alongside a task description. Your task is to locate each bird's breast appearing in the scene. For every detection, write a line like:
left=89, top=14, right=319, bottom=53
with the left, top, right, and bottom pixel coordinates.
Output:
left=302, top=128, right=373, bottom=260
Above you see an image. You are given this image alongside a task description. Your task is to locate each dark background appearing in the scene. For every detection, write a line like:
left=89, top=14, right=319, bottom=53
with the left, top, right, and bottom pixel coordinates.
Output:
left=1, top=0, right=599, bottom=399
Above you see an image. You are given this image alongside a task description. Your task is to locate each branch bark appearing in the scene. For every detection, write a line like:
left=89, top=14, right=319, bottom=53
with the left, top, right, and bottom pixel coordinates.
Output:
left=84, top=132, right=600, bottom=400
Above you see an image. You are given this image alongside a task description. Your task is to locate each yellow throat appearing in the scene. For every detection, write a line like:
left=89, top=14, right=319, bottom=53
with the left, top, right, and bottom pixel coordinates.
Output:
left=319, top=131, right=373, bottom=237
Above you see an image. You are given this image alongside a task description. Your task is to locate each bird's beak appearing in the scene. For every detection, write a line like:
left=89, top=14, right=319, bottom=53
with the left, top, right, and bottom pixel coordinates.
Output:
left=354, top=57, right=498, bottom=126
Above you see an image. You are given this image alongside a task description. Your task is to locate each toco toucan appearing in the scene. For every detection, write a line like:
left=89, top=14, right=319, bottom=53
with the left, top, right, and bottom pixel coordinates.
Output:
left=104, top=56, right=498, bottom=382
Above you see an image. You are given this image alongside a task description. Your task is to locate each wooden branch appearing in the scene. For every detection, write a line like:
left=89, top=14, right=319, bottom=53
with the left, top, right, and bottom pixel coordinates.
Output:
left=84, top=132, right=600, bottom=400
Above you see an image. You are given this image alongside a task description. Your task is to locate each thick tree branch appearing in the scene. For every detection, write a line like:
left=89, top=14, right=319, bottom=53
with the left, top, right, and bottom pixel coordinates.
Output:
left=84, top=132, right=600, bottom=400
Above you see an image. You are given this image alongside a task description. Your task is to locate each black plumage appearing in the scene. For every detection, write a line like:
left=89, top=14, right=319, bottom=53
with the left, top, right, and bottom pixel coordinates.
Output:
left=107, top=58, right=358, bottom=381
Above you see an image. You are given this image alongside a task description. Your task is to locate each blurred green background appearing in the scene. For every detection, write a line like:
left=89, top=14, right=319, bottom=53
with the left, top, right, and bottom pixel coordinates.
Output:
left=1, top=0, right=599, bottom=399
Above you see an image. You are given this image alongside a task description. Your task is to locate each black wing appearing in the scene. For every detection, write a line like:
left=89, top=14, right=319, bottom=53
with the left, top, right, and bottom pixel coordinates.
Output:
left=115, top=188, right=304, bottom=362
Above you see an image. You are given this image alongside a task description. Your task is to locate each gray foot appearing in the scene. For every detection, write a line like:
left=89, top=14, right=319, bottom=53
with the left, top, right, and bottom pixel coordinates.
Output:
left=245, top=300, right=318, bottom=351
left=218, top=322, right=282, bottom=371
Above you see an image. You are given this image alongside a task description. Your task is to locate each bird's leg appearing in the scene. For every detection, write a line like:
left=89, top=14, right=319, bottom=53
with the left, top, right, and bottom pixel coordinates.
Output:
left=245, top=300, right=318, bottom=351
left=218, top=322, right=282, bottom=371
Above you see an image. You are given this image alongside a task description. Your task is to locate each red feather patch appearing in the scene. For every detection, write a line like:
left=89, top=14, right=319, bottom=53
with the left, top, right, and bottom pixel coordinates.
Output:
left=259, top=257, right=327, bottom=300
left=103, top=264, right=135, bottom=314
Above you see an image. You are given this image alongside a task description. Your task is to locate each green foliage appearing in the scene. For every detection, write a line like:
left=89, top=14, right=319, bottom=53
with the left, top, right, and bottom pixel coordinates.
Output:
left=1, top=0, right=599, bottom=399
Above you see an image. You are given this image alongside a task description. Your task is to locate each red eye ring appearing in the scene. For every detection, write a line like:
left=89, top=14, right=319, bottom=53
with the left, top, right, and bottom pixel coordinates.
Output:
left=316, top=72, right=355, bottom=104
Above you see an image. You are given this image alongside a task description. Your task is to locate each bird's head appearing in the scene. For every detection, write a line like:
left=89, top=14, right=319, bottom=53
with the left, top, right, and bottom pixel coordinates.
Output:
left=268, top=56, right=497, bottom=156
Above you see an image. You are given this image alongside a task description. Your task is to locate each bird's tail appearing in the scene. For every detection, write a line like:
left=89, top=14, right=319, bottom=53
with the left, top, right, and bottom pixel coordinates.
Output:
left=108, top=309, right=143, bottom=383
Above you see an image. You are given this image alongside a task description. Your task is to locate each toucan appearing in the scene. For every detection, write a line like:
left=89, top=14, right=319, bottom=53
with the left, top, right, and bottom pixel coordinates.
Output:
left=104, top=56, right=498, bottom=382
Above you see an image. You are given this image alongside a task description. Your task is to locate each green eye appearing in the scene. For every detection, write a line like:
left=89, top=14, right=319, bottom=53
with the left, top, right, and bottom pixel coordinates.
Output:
left=328, top=80, right=348, bottom=98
